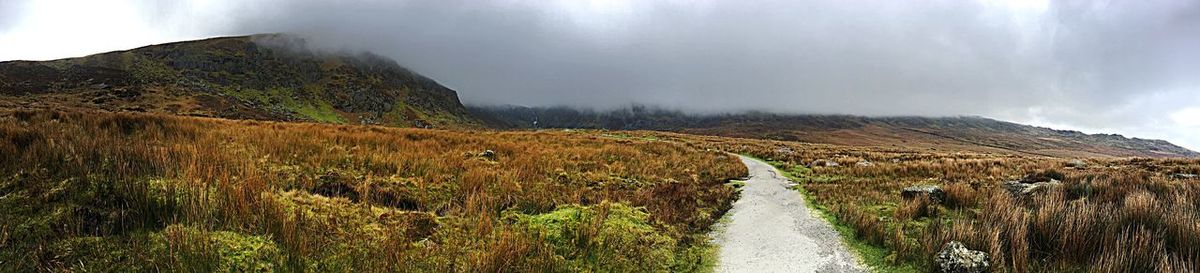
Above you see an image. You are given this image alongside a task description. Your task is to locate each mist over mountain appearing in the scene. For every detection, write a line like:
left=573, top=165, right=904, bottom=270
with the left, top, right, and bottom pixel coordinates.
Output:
left=470, top=104, right=1199, bottom=158
left=2, top=0, right=1198, bottom=150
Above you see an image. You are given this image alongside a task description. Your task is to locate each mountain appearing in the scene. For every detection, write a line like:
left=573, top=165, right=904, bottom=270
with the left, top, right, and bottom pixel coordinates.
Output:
left=469, top=105, right=1200, bottom=158
left=0, top=34, right=478, bottom=128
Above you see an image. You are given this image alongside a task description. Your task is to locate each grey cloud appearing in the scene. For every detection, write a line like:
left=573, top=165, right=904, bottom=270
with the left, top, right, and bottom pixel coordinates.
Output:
left=177, top=0, right=1200, bottom=145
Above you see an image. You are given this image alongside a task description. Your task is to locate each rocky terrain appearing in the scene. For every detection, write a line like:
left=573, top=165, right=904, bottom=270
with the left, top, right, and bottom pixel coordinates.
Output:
left=0, top=34, right=478, bottom=128
left=470, top=105, right=1199, bottom=158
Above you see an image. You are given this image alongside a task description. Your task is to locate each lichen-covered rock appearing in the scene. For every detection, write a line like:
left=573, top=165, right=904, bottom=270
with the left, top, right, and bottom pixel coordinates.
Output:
left=901, top=185, right=946, bottom=203
left=936, top=241, right=989, bottom=273
left=1002, top=180, right=1061, bottom=197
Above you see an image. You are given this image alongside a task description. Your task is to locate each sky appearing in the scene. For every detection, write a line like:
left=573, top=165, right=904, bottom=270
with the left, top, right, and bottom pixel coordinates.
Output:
left=0, top=0, right=1197, bottom=150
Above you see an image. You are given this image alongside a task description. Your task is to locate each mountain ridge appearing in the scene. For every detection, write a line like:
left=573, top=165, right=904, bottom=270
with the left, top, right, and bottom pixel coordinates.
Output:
left=469, top=105, right=1199, bottom=158
left=0, top=34, right=479, bottom=128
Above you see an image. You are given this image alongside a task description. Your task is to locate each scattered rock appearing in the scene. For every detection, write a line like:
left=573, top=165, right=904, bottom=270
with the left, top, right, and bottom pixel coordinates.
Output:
left=855, top=160, right=875, bottom=167
left=1065, top=159, right=1087, bottom=169
left=901, top=185, right=946, bottom=203
left=775, top=146, right=795, bottom=155
left=810, top=159, right=840, bottom=167
left=936, top=241, right=989, bottom=273
left=1171, top=173, right=1198, bottom=180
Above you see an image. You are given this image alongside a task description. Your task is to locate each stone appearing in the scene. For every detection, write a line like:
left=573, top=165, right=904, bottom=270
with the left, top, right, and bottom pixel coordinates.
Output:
left=480, top=149, right=496, bottom=159
left=1065, top=159, right=1087, bottom=169
left=856, top=160, right=875, bottom=167
left=1001, top=180, right=1061, bottom=197
left=776, top=146, right=795, bottom=155
left=810, top=159, right=840, bottom=167
left=936, top=241, right=989, bottom=273
left=901, top=185, right=946, bottom=203
left=1172, top=173, right=1198, bottom=180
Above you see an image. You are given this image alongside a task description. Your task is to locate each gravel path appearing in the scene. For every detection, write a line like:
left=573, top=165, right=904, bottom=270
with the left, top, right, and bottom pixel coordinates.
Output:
left=712, top=155, right=867, bottom=273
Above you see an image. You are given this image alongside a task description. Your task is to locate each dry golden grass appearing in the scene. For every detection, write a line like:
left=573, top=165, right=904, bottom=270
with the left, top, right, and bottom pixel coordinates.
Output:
left=0, top=109, right=745, bottom=272
left=647, top=132, right=1200, bottom=273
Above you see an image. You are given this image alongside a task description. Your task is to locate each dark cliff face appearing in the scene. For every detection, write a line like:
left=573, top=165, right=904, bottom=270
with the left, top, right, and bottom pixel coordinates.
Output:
left=469, top=105, right=1199, bottom=158
left=0, top=34, right=478, bottom=128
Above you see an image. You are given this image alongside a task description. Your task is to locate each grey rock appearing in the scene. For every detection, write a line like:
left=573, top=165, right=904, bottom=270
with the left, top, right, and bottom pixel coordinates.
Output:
left=936, top=241, right=989, bottom=273
left=1172, top=173, right=1198, bottom=179
left=810, top=159, right=840, bottom=167
left=901, top=185, right=946, bottom=203
left=480, top=149, right=496, bottom=159
left=855, top=160, right=875, bottom=167
left=1065, top=159, right=1088, bottom=168
left=1002, top=180, right=1061, bottom=197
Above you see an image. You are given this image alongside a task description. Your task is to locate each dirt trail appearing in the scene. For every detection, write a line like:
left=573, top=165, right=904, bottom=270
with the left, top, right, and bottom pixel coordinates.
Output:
left=712, top=155, right=867, bottom=273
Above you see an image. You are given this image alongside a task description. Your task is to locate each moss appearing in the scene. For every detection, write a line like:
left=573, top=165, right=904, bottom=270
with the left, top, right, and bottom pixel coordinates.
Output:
left=506, top=202, right=677, bottom=272
left=45, top=225, right=282, bottom=272
left=223, top=86, right=345, bottom=124
left=293, top=100, right=345, bottom=123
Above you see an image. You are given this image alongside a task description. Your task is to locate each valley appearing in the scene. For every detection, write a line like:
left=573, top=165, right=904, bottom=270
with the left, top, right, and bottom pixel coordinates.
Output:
left=2, top=34, right=1198, bottom=273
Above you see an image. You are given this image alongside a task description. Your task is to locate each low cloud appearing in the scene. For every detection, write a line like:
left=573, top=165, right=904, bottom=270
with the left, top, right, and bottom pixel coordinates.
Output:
left=1, top=0, right=1198, bottom=149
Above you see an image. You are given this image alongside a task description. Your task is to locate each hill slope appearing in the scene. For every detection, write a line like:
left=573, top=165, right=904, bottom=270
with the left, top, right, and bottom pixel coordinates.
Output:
left=470, top=105, right=1199, bottom=158
left=0, top=34, right=478, bottom=128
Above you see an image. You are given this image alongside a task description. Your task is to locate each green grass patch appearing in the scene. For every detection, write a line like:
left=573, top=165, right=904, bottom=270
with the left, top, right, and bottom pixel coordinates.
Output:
left=293, top=100, right=345, bottom=123
left=506, top=202, right=678, bottom=272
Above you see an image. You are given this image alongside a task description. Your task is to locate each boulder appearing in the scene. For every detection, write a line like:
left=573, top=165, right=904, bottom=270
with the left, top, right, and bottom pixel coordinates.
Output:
left=1065, top=159, right=1087, bottom=169
left=1020, top=171, right=1064, bottom=183
left=856, top=160, right=875, bottom=167
left=901, top=185, right=946, bottom=203
left=1002, top=180, right=1061, bottom=197
left=775, top=146, right=795, bottom=155
left=480, top=149, right=496, bottom=159
left=936, top=241, right=989, bottom=273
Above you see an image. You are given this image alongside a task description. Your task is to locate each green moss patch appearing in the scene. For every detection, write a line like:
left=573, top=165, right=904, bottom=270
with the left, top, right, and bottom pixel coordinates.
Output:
left=506, top=202, right=677, bottom=272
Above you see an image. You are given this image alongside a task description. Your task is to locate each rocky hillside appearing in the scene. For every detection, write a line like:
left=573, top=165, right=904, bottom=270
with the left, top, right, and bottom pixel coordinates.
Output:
left=0, top=34, right=478, bottom=128
left=470, top=105, right=1199, bottom=158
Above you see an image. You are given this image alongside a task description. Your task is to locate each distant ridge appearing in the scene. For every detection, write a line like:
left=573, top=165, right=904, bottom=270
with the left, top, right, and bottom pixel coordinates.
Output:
left=470, top=105, right=1199, bottom=158
left=0, top=34, right=479, bottom=128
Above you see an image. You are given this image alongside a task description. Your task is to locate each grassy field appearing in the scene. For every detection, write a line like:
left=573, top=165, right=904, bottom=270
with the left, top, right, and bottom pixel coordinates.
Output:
left=655, top=132, right=1200, bottom=272
left=0, top=110, right=746, bottom=272
left=5, top=109, right=1198, bottom=272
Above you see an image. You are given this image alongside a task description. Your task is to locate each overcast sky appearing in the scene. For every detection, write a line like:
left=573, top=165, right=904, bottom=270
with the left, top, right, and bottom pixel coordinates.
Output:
left=1, top=0, right=1197, bottom=150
